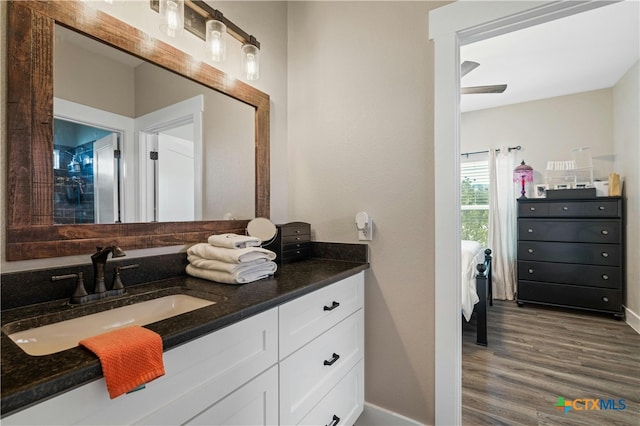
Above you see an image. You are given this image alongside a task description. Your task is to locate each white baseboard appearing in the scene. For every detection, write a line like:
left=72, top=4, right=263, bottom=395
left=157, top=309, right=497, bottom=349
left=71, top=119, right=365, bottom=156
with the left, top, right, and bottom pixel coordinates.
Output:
left=625, top=305, right=640, bottom=334
left=355, top=402, right=425, bottom=426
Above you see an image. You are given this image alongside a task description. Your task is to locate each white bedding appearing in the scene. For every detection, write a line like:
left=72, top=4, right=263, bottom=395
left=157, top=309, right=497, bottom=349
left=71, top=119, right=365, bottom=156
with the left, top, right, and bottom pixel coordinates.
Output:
left=461, top=240, right=485, bottom=322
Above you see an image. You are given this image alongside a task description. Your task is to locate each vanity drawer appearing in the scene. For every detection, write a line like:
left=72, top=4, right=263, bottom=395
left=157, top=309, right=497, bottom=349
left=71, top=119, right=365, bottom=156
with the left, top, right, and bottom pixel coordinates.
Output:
left=518, top=261, right=621, bottom=289
left=297, top=361, right=364, bottom=426
left=518, top=241, right=620, bottom=266
left=518, top=220, right=620, bottom=243
left=548, top=200, right=620, bottom=217
left=280, top=310, right=364, bottom=426
left=279, top=272, right=364, bottom=359
left=518, top=281, right=622, bottom=313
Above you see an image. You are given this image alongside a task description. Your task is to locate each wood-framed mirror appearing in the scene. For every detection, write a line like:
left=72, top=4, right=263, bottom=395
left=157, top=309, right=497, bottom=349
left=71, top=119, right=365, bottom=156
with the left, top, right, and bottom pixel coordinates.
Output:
left=5, top=0, right=270, bottom=261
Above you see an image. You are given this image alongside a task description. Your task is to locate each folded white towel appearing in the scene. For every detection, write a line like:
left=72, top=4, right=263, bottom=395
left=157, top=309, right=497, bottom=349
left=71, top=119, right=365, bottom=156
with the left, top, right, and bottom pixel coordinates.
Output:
left=187, top=255, right=267, bottom=273
left=188, top=243, right=276, bottom=263
left=186, top=262, right=277, bottom=284
left=208, top=233, right=262, bottom=249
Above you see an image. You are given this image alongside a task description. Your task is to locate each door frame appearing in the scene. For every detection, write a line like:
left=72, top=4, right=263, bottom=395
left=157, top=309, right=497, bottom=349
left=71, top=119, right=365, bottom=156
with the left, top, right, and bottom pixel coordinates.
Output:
left=429, top=1, right=614, bottom=424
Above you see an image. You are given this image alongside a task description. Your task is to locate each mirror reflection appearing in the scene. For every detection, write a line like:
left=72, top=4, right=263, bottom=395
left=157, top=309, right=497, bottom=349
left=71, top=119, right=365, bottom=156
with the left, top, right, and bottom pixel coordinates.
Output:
left=53, top=25, right=255, bottom=224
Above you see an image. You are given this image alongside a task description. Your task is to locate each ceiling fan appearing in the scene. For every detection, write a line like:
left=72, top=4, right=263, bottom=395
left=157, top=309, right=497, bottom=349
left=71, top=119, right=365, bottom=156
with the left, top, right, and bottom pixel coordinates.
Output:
left=461, top=60, right=507, bottom=94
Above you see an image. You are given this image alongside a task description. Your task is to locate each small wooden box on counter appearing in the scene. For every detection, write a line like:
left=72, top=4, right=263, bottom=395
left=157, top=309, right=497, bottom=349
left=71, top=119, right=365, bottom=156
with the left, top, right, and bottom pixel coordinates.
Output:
left=264, top=222, right=311, bottom=264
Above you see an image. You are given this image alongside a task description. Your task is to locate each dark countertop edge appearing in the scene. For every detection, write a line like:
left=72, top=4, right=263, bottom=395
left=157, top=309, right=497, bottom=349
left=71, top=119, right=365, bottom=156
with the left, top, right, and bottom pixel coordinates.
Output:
left=1, top=259, right=369, bottom=417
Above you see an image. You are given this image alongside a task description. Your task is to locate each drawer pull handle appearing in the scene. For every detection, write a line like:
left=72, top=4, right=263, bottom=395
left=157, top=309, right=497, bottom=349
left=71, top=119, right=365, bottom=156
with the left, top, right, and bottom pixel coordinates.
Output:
left=528, top=248, right=534, bottom=254
left=602, top=297, right=609, bottom=302
left=324, top=301, right=340, bottom=311
left=528, top=268, right=534, bottom=274
left=602, top=274, right=609, bottom=280
left=295, top=230, right=301, bottom=234
left=601, top=230, right=609, bottom=235
left=599, top=206, right=605, bottom=210
left=295, top=237, right=301, bottom=241
left=324, top=353, right=340, bottom=366
left=530, top=207, right=536, bottom=211
left=562, top=206, right=569, bottom=211
left=326, top=414, right=340, bottom=426
left=527, top=228, right=533, bottom=233
left=601, top=252, right=609, bottom=258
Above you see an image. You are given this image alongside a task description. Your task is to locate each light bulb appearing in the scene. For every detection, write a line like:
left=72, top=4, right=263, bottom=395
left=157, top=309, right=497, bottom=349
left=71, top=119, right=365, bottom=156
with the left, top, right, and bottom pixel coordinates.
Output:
left=242, top=43, right=260, bottom=81
left=206, top=20, right=227, bottom=62
left=159, top=0, right=184, bottom=38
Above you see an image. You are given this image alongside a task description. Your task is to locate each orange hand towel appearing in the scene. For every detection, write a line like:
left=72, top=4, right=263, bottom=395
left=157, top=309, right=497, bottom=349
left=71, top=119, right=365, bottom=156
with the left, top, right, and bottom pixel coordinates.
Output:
left=79, top=326, right=165, bottom=399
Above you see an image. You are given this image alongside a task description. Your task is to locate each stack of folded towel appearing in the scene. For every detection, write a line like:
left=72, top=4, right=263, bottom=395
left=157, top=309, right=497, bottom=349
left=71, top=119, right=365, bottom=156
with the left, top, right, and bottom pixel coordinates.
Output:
left=186, top=233, right=277, bottom=284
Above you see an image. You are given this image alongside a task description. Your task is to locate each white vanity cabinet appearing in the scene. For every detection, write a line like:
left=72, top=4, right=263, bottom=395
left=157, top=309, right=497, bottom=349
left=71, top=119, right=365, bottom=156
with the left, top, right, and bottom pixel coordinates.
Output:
left=4, top=272, right=365, bottom=426
left=4, top=308, right=279, bottom=426
left=279, top=272, right=365, bottom=426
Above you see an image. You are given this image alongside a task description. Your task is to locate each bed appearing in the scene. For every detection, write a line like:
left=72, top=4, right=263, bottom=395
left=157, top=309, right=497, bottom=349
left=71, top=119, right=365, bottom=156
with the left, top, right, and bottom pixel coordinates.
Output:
left=461, top=240, right=492, bottom=346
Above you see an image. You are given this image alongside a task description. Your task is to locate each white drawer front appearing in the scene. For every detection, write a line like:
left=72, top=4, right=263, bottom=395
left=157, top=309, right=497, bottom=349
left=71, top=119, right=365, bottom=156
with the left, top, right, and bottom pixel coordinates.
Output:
left=298, top=361, right=364, bottom=426
left=186, top=365, right=279, bottom=426
left=4, top=308, right=278, bottom=426
left=280, top=310, right=364, bottom=426
left=279, top=272, right=364, bottom=359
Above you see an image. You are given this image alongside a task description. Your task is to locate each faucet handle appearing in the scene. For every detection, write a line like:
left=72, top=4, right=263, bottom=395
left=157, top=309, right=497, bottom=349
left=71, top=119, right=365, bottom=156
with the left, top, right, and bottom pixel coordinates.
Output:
left=52, top=272, right=88, bottom=304
left=112, top=264, right=139, bottom=291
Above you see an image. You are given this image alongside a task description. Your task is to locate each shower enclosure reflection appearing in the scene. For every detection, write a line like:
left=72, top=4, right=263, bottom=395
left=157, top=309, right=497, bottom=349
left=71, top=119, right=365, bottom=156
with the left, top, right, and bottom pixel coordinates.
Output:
left=53, top=119, right=121, bottom=224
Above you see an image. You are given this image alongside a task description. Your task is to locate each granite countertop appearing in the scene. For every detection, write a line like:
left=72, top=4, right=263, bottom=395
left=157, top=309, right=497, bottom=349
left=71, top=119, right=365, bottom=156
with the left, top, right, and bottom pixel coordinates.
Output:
left=1, top=254, right=368, bottom=417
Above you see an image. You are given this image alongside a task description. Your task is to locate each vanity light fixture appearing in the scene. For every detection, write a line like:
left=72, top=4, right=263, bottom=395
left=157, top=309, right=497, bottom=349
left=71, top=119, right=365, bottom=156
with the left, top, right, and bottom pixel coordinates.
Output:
left=150, top=0, right=261, bottom=79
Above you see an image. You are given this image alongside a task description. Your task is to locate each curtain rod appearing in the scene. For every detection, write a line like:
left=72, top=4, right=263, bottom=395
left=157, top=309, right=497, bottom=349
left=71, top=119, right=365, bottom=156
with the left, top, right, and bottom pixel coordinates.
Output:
left=461, top=145, right=521, bottom=158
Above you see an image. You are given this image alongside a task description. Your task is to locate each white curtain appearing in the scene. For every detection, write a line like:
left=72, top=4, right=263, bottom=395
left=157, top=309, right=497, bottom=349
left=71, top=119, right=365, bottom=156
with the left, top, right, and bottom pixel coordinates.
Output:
left=488, top=147, right=518, bottom=300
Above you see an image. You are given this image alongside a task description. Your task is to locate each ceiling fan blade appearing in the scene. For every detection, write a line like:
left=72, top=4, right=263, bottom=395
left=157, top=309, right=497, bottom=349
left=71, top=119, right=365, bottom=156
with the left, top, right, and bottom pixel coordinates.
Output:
left=461, top=61, right=480, bottom=77
left=461, top=84, right=507, bottom=94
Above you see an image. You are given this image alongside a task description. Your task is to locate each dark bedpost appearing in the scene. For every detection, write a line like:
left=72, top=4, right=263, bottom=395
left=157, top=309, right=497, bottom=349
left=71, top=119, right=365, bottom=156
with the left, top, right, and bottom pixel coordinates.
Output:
left=475, top=263, right=488, bottom=346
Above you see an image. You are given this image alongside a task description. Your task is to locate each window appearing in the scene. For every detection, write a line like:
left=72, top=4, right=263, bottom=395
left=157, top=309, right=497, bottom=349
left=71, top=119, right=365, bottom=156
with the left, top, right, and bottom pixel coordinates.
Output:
left=461, top=156, right=489, bottom=246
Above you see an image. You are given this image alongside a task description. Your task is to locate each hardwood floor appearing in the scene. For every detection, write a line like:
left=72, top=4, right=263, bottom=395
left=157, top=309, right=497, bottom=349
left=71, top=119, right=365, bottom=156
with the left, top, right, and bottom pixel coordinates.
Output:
left=462, top=301, right=640, bottom=425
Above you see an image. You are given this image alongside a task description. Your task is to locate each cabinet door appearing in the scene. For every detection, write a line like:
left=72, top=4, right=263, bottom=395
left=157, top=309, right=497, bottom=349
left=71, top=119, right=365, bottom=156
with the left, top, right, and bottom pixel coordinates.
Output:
left=279, top=272, right=364, bottom=359
left=186, top=366, right=278, bottom=426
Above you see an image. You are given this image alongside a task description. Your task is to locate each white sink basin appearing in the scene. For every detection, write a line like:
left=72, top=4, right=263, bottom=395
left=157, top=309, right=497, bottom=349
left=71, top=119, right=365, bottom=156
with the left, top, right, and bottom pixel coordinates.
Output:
left=7, top=294, right=215, bottom=356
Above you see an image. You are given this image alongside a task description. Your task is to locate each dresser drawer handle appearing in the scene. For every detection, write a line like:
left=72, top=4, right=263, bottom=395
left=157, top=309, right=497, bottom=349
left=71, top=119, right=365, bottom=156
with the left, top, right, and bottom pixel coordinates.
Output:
left=528, top=248, right=534, bottom=254
left=602, top=297, right=609, bottom=303
left=529, top=207, right=536, bottom=211
left=602, top=274, right=609, bottom=280
left=601, top=252, right=609, bottom=258
left=562, top=206, right=569, bottom=211
left=528, top=268, right=534, bottom=274
left=327, top=414, right=340, bottom=426
left=295, top=229, right=301, bottom=234
left=295, top=236, right=301, bottom=241
left=323, top=353, right=340, bottom=366
left=527, top=228, right=533, bottom=233
left=598, top=206, right=605, bottom=210
left=323, top=301, right=340, bottom=311
left=601, top=230, right=609, bottom=235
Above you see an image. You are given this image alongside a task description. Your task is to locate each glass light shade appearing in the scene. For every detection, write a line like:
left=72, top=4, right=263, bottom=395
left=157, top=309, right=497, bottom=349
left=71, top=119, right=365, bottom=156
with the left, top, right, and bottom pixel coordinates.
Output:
left=159, top=0, right=184, bottom=38
left=206, top=20, right=227, bottom=62
left=242, top=43, right=260, bottom=81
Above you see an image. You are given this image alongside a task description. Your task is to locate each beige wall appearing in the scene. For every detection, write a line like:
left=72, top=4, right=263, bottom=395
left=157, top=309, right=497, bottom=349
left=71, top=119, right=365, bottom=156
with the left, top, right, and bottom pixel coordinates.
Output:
left=613, top=60, right=640, bottom=319
left=288, top=2, right=444, bottom=423
left=462, top=89, right=615, bottom=184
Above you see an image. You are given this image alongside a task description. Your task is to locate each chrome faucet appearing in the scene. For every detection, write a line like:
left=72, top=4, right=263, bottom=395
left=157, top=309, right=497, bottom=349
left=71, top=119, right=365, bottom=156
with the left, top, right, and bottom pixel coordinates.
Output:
left=91, top=246, right=126, bottom=294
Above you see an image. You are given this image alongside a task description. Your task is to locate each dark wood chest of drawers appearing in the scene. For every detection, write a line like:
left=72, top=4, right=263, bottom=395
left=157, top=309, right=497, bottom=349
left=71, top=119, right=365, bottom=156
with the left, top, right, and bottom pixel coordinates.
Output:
left=516, top=197, right=624, bottom=318
left=264, top=222, right=311, bottom=264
